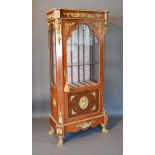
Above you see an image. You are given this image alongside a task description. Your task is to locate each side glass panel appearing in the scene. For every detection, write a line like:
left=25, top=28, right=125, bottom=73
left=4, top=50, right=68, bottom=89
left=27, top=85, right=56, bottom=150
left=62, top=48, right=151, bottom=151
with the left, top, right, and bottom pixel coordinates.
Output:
left=66, top=24, right=99, bottom=86
left=50, top=25, right=56, bottom=85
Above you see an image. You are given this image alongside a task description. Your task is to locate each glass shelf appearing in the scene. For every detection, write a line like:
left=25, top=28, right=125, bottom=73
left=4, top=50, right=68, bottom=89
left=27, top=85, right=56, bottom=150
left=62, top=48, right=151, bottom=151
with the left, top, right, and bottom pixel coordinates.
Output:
left=68, top=80, right=98, bottom=88
left=67, top=62, right=99, bottom=67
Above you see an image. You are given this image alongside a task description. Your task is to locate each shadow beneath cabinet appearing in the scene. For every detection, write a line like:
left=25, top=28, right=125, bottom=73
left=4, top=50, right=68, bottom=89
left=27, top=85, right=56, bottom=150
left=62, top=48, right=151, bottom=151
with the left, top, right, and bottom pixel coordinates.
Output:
left=64, top=115, right=122, bottom=143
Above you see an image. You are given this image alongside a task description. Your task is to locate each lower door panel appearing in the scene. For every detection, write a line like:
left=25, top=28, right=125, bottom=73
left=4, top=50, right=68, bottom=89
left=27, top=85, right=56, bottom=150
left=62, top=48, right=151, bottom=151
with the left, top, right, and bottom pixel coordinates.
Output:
left=68, top=89, right=99, bottom=118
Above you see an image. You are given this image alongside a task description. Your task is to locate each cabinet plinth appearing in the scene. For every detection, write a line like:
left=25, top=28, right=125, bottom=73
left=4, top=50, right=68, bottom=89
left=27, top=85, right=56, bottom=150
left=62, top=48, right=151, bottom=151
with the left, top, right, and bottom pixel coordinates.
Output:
left=46, top=8, right=109, bottom=146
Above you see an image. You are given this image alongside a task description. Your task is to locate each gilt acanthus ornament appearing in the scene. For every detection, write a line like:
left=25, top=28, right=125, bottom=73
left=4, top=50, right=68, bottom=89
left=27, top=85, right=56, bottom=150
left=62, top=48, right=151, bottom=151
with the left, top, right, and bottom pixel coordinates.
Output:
left=93, top=22, right=102, bottom=34
left=55, top=19, right=62, bottom=44
left=65, top=22, right=76, bottom=33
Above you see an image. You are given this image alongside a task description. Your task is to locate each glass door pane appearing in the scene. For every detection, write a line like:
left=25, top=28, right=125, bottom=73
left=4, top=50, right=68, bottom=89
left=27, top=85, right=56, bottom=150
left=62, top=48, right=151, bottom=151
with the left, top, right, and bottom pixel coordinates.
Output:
left=50, top=25, right=56, bottom=85
left=66, top=24, right=99, bottom=87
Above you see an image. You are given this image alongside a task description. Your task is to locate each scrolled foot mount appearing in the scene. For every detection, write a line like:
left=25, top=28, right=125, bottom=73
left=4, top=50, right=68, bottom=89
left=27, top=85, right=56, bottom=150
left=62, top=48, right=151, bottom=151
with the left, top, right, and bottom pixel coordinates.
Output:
left=101, top=124, right=109, bottom=133
left=48, top=126, right=55, bottom=136
left=57, top=136, right=63, bottom=147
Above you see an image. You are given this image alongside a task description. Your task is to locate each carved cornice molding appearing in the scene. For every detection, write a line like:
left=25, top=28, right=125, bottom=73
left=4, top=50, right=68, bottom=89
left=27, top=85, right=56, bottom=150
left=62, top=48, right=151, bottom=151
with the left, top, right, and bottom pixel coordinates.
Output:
left=47, top=10, right=60, bottom=20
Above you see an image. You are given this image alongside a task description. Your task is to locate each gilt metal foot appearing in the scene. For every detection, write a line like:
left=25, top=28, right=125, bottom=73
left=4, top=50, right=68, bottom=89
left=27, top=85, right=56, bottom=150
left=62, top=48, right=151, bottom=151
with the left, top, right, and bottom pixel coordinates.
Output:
left=57, top=136, right=63, bottom=146
left=48, top=126, right=55, bottom=135
left=101, top=124, right=109, bottom=133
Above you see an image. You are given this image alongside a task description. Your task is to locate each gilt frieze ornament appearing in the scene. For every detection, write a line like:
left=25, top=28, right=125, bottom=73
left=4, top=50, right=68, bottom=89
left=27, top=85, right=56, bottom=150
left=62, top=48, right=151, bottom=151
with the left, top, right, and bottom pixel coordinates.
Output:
left=63, top=12, right=102, bottom=18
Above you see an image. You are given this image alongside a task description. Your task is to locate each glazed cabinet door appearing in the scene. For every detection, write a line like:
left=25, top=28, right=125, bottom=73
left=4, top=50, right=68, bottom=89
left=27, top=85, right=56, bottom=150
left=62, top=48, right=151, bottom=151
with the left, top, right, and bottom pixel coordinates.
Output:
left=63, top=20, right=104, bottom=122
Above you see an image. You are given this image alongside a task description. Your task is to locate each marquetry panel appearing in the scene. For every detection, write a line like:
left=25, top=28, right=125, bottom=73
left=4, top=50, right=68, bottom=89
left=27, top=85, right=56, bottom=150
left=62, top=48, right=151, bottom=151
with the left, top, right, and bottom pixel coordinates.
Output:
left=68, top=89, right=99, bottom=118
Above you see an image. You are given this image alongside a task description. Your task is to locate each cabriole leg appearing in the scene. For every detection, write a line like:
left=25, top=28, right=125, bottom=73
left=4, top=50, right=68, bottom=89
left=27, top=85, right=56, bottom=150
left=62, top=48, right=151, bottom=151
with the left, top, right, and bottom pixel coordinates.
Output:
left=57, top=136, right=63, bottom=146
left=101, top=124, right=109, bottom=133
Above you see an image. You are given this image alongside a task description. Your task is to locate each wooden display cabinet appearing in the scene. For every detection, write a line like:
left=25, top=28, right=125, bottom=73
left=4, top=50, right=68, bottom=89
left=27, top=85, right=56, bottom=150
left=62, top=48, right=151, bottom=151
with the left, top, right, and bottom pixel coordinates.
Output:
left=46, top=8, right=109, bottom=146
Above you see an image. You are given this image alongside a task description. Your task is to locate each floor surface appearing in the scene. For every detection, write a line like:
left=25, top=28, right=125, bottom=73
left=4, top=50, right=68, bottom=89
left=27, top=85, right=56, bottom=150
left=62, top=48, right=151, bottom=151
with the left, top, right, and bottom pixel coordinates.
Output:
left=32, top=116, right=122, bottom=155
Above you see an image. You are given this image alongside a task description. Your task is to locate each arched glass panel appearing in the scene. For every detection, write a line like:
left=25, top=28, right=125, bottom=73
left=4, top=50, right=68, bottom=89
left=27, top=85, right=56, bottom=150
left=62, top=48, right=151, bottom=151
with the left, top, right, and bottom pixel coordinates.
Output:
left=66, top=24, right=99, bottom=86
left=50, top=25, right=56, bottom=85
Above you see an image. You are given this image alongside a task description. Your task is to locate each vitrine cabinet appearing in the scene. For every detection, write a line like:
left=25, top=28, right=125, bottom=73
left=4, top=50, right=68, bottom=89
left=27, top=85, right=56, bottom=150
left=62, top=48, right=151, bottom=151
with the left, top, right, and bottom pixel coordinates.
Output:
left=46, top=8, right=109, bottom=146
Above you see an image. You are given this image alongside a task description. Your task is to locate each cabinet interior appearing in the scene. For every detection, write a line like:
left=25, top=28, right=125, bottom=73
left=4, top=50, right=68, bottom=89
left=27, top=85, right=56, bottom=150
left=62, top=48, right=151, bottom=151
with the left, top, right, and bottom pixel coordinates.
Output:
left=66, top=24, right=99, bottom=88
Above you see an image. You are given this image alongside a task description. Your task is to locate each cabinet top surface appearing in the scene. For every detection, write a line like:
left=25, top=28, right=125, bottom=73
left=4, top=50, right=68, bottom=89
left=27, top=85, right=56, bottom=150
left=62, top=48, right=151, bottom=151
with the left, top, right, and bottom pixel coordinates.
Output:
left=46, top=8, right=109, bottom=14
